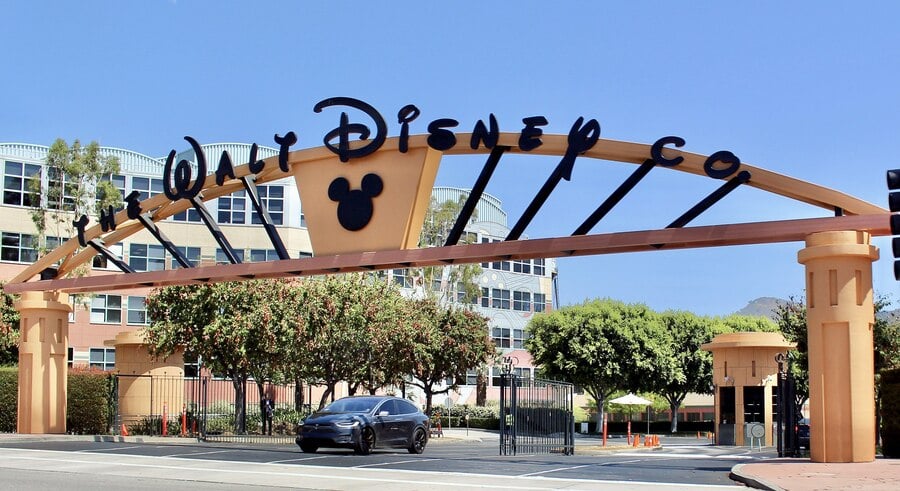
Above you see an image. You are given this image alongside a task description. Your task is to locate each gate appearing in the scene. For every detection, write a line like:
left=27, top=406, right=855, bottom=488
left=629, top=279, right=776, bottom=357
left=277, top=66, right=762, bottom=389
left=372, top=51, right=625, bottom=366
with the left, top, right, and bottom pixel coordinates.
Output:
left=775, top=353, right=802, bottom=457
left=114, top=374, right=299, bottom=444
left=499, top=373, right=575, bottom=455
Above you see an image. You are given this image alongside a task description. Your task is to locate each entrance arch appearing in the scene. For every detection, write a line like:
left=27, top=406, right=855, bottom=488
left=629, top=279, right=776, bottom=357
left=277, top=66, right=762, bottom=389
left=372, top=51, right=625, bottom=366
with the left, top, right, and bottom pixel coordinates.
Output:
left=3, top=131, right=890, bottom=463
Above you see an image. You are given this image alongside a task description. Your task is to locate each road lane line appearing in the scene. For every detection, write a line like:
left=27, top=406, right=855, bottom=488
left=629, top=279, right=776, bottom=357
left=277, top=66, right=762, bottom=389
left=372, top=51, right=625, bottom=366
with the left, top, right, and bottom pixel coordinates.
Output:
left=76, top=446, right=143, bottom=453
left=519, top=464, right=592, bottom=477
left=165, top=449, right=232, bottom=458
left=354, top=458, right=440, bottom=468
left=268, top=455, right=329, bottom=463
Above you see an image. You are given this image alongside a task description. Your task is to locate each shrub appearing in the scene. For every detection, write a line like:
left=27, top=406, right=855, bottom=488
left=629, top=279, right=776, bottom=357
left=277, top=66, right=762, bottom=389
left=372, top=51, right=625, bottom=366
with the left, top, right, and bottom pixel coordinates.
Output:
left=0, top=367, right=17, bottom=432
left=67, top=368, right=113, bottom=435
left=881, top=367, right=900, bottom=458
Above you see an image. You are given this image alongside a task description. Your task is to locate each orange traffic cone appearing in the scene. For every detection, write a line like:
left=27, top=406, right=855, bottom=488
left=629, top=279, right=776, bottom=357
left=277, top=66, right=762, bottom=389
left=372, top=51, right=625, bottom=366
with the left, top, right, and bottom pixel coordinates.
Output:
left=121, top=424, right=129, bottom=436
left=633, top=434, right=639, bottom=447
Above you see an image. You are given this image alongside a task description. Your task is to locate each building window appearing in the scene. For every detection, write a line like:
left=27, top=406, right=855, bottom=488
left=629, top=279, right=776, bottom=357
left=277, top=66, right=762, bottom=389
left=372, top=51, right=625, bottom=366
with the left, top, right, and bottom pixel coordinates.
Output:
left=1, top=232, right=37, bottom=263
left=90, top=294, right=122, bottom=324
left=465, top=370, right=479, bottom=386
left=481, top=287, right=490, bottom=308
left=533, top=293, right=547, bottom=313
left=513, top=291, right=531, bottom=312
left=127, top=296, right=149, bottom=325
left=300, top=213, right=307, bottom=228
left=251, top=185, right=284, bottom=225
left=3, top=161, right=41, bottom=207
left=46, top=167, right=78, bottom=211
left=99, top=173, right=126, bottom=203
left=172, top=207, right=201, bottom=222
left=131, top=176, right=163, bottom=201
left=533, top=258, right=546, bottom=276
left=67, top=347, right=74, bottom=367
left=392, top=269, right=413, bottom=289
left=184, top=352, right=200, bottom=378
left=491, top=288, right=510, bottom=310
left=215, top=248, right=245, bottom=264
left=89, top=347, right=115, bottom=371
left=129, top=243, right=165, bottom=272
left=492, top=327, right=511, bottom=348
left=171, top=246, right=201, bottom=269
left=512, top=259, right=531, bottom=274
left=218, top=190, right=246, bottom=224
left=249, top=249, right=279, bottom=263
left=92, top=242, right=124, bottom=269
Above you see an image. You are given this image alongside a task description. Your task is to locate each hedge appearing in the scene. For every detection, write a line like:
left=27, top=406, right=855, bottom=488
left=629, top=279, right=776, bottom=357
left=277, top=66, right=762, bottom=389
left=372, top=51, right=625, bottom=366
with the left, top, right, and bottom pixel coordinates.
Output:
left=67, top=368, right=114, bottom=435
left=0, top=367, right=16, bottom=432
left=881, top=367, right=900, bottom=458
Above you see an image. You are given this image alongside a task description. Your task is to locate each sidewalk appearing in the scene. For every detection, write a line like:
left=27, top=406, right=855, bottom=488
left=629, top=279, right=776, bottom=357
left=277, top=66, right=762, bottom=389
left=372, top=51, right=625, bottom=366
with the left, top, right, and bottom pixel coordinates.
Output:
left=731, top=457, right=900, bottom=491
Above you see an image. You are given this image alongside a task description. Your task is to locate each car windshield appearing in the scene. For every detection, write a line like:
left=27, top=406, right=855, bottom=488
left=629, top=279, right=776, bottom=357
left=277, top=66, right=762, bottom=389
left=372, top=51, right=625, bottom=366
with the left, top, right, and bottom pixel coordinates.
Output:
left=322, top=397, right=382, bottom=413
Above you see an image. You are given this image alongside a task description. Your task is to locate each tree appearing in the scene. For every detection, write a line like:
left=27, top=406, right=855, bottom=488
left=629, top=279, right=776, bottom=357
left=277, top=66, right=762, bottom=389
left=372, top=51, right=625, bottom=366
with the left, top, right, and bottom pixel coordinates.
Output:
left=30, top=139, right=121, bottom=259
left=0, top=286, right=19, bottom=366
left=652, top=311, right=717, bottom=433
left=144, top=279, right=300, bottom=433
left=404, top=297, right=495, bottom=414
left=290, top=274, right=408, bottom=409
left=525, top=298, right=667, bottom=431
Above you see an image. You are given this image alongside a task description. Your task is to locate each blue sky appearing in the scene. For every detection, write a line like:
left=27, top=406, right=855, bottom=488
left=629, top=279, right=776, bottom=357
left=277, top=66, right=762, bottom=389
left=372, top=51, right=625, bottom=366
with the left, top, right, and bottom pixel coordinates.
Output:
left=3, top=1, right=898, bottom=315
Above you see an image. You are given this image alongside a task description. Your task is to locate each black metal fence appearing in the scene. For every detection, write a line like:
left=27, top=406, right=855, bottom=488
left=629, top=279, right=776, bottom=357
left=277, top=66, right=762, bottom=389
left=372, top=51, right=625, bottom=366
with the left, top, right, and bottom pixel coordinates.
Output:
left=113, top=375, right=304, bottom=445
left=499, top=374, right=575, bottom=455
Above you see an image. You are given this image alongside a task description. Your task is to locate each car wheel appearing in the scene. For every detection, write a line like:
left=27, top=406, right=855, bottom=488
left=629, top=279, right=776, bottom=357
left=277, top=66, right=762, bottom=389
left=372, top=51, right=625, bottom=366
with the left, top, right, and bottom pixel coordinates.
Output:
left=408, top=428, right=427, bottom=454
left=299, top=442, right=318, bottom=453
left=355, top=427, right=375, bottom=455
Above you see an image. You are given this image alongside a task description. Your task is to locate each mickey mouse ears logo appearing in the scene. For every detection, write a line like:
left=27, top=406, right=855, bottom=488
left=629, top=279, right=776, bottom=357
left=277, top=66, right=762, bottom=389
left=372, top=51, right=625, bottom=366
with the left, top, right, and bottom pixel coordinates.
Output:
left=328, top=173, right=384, bottom=231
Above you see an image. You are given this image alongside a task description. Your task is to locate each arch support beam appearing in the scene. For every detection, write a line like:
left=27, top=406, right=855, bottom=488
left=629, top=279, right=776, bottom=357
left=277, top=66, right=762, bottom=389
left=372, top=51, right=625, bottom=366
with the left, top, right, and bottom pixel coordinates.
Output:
left=16, top=291, right=71, bottom=434
left=798, top=231, right=878, bottom=462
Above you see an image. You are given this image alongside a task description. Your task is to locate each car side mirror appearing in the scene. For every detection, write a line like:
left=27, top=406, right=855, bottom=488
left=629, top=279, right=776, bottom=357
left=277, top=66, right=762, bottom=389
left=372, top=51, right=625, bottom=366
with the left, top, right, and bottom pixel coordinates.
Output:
left=378, top=410, right=389, bottom=417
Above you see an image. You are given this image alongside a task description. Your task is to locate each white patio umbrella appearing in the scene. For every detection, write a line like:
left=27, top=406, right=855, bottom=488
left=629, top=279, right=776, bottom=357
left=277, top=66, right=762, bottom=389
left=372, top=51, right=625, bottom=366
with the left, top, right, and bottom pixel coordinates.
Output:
left=610, top=393, right=653, bottom=434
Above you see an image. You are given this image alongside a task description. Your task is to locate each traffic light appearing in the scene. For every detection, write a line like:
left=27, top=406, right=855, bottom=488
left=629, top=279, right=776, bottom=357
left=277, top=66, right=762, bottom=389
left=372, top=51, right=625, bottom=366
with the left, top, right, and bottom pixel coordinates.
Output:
left=887, top=169, right=900, bottom=279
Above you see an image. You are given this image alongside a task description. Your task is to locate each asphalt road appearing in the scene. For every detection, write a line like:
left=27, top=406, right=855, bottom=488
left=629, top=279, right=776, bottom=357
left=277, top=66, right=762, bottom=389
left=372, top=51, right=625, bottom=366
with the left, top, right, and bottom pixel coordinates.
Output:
left=0, top=436, right=772, bottom=490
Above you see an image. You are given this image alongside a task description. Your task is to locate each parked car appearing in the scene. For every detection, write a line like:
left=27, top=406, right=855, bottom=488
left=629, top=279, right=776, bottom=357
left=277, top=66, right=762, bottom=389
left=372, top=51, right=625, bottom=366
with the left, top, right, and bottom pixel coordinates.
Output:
left=296, top=396, right=429, bottom=455
left=797, top=418, right=810, bottom=449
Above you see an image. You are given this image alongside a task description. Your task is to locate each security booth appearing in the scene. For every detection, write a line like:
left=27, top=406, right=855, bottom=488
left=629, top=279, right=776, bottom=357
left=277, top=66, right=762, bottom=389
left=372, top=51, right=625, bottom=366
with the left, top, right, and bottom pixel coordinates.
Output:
left=701, top=332, right=794, bottom=446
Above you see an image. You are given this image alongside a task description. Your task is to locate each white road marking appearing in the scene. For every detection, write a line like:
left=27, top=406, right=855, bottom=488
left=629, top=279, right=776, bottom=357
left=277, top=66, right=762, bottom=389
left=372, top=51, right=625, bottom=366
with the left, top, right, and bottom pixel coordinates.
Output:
left=354, top=458, right=440, bottom=468
left=76, top=445, right=143, bottom=452
left=268, top=455, right=330, bottom=463
left=519, top=464, right=592, bottom=476
left=164, top=449, right=232, bottom=458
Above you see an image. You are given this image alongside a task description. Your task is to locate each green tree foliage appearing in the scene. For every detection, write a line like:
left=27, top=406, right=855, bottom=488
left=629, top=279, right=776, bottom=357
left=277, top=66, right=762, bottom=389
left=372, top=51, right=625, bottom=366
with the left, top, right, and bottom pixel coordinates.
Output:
left=0, top=286, right=19, bottom=365
left=144, top=279, right=300, bottom=433
left=414, top=197, right=483, bottom=304
left=289, top=274, right=408, bottom=409
left=30, top=139, right=121, bottom=258
left=648, top=312, right=777, bottom=433
left=403, top=297, right=496, bottom=414
left=525, top=298, right=672, bottom=431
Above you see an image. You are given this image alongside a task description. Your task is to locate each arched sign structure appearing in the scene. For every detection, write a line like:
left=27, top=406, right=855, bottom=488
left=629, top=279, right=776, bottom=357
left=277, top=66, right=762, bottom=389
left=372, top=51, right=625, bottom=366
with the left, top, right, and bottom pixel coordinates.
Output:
left=2, top=100, right=892, bottom=465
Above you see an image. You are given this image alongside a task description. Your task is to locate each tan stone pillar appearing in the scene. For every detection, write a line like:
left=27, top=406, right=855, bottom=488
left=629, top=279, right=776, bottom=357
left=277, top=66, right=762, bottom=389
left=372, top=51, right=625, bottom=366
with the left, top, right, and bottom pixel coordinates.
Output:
left=16, top=290, right=71, bottom=434
left=798, top=230, right=878, bottom=462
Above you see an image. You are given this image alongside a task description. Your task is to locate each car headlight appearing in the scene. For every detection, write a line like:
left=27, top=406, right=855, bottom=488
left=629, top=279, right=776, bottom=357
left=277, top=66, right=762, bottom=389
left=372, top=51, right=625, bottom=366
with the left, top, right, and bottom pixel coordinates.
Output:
left=335, top=420, right=360, bottom=428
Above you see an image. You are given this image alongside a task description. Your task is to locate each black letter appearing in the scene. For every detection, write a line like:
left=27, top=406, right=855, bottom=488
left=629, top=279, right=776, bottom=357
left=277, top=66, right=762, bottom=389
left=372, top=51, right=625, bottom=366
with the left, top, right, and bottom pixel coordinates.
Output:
left=74, top=215, right=89, bottom=247
left=470, top=113, right=499, bottom=150
left=651, top=136, right=686, bottom=167
left=163, top=136, right=207, bottom=201
left=273, top=131, right=297, bottom=172
left=248, top=143, right=265, bottom=174
left=397, top=104, right=420, bottom=153
left=314, top=97, right=387, bottom=162
left=215, top=151, right=236, bottom=186
left=124, top=190, right=142, bottom=219
left=703, top=150, right=741, bottom=179
left=99, top=205, right=116, bottom=232
left=519, top=116, right=548, bottom=151
left=427, top=118, right=459, bottom=151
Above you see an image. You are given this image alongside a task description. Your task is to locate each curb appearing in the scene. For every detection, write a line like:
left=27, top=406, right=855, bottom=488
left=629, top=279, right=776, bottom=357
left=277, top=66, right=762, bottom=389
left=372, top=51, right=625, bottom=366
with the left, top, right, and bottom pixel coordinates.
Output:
left=730, top=463, right=784, bottom=491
